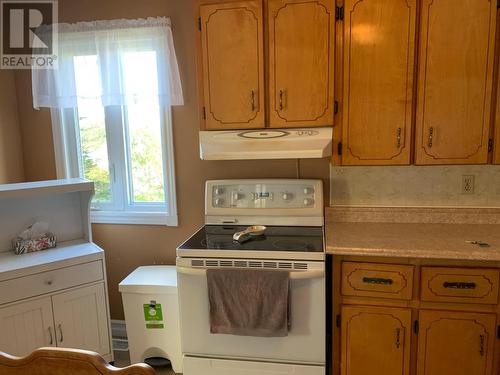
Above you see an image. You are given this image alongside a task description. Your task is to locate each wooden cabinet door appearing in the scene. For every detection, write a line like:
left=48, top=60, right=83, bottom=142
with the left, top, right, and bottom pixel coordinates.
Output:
left=0, top=297, right=55, bottom=356
left=415, top=0, right=497, bottom=164
left=494, top=59, right=500, bottom=164
left=342, top=0, right=417, bottom=165
left=52, top=284, right=110, bottom=356
left=417, top=310, right=496, bottom=375
left=268, top=0, right=335, bottom=128
left=200, top=1, right=265, bottom=130
left=341, top=305, right=411, bottom=375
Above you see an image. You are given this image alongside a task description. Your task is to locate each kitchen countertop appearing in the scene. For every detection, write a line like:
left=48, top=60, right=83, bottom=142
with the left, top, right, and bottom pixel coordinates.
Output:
left=325, top=207, right=500, bottom=261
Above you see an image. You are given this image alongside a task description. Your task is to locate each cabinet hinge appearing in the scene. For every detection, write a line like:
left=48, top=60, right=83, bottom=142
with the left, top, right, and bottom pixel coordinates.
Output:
left=497, top=326, right=500, bottom=339
left=334, top=100, right=339, bottom=115
left=336, top=314, right=341, bottom=328
left=202, top=106, right=206, bottom=120
left=198, top=17, right=201, bottom=31
left=413, top=320, right=419, bottom=335
left=335, top=6, right=344, bottom=21
left=489, top=138, right=494, bottom=152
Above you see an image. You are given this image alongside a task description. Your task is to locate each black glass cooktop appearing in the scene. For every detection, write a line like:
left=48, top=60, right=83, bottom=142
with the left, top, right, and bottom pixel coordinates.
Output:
left=178, top=225, right=324, bottom=252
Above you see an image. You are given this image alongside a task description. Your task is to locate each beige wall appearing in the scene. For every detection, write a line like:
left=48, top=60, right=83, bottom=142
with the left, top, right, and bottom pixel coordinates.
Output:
left=14, top=0, right=330, bottom=319
left=0, top=70, right=24, bottom=183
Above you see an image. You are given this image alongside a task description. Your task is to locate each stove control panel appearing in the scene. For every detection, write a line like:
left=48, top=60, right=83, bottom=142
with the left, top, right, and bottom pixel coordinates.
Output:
left=207, top=179, right=322, bottom=210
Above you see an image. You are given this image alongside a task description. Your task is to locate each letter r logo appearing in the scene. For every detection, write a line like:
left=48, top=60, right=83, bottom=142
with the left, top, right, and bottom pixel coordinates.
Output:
left=1, top=1, right=54, bottom=54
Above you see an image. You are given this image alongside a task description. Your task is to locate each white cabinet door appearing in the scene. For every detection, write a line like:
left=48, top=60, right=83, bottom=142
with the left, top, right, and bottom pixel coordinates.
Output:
left=0, top=297, right=55, bottom=356
left=52, top=283, right=110, bottom=356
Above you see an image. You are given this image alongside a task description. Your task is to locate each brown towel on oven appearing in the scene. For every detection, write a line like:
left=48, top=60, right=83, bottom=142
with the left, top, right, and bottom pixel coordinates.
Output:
left=207, top=268, right=290, bottom=337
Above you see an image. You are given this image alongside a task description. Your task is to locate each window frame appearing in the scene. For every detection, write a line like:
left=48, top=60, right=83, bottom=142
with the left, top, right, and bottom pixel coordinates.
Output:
left=50, top=105, right=178, bottom=226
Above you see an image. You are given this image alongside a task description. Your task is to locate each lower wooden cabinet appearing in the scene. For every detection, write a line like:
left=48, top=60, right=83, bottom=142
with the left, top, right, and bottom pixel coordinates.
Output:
left=336, top=260, right=500, bottom=375
left=341, top=305, right=411, bottom=375
left=417, top=310, right=496, bottom=375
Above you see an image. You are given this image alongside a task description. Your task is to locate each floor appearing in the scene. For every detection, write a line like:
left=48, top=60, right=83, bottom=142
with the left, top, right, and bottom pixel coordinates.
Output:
left=113, top=350, right=176, bottom=375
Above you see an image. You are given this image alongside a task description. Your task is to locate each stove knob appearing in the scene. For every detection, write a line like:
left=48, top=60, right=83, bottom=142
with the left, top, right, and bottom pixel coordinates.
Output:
left=282, top=192, right=294, bottom=201
left=303, top=198, right=315, bottom=206
left=303, top=187, right=315, bottom=195
left=214, top=198, right=224, bottom=207
left=232, top=191, right=244, bottom=201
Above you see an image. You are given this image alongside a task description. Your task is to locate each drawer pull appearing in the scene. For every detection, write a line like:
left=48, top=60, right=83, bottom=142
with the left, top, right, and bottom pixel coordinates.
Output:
left=443, top=282, right=476, bottom=290
left=395, top=328, right=401, bottom=349
left=58, top=324, right=63, bottom=343
left=362, top=277, right=393, bottom=285
left=479, top=334, right=485, bottom=356
left=396, top=127, right=402, bottom=148
left=45, top=280, right=53, bottom=286
left=428, top=126, right=434, bottom=148
left=279, top=89, right=285, bottom=111
left=48, top=327, right=53, bottom=345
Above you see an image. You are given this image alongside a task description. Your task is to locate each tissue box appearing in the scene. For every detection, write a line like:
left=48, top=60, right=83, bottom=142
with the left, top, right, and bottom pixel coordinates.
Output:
left=12, top=233, right=57, bottom=255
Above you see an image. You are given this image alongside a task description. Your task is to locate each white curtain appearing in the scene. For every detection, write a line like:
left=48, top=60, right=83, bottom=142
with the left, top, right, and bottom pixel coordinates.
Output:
left=32, top=17, right=183, bottom=109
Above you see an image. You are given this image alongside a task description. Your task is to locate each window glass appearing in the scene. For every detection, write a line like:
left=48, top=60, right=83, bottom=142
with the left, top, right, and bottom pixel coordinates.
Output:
left=121, top=51, right=166, bottom=204
left=73, top=55, right=112, bottom=203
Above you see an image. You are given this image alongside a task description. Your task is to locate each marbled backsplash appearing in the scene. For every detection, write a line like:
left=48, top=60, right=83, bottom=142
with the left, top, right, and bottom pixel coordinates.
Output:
left=330, top=165, right=500, bottom=207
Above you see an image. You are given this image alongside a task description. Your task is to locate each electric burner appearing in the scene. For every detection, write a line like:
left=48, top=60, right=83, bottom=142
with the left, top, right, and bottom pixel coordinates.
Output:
left=272, top=239, right=311, bottom=251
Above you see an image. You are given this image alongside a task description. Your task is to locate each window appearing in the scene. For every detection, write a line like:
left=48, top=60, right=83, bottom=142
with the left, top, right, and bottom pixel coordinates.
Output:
left=34, top=18, right=183, bottom=225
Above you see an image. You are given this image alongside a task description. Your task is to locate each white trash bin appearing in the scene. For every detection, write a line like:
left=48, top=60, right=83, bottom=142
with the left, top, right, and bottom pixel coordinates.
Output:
left=119, top=266, right=182, bottom=373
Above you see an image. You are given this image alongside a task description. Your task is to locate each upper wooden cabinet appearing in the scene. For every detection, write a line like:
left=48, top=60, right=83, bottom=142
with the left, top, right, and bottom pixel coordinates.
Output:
left=341, top=0, right=417, bottom=165
left=417, top=310, right=496, bottom=375
left=494, top=59, right=500, bottom=164
left=414, top=0, right=497, bottom=165
left=199, top=1, right=265, bottom=129
left=268, top=0, right=335, bottom=128
left=197, top=0, right=335, bottom=130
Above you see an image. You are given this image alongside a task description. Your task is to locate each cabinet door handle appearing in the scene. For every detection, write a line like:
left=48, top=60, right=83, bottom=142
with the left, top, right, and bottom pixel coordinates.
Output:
left=443, top=281, right=476, bottom=289
left=428, top=127, right=434, bottom=148
left=251, top=90, right=256, bottom=112
left=396, top=127, right=402, bottom=148
left=479, top=334, right=485, bottom=356
left=395, top=328, right=401, bottom=349
left=362, top=277, right=393, bottom=285
left=279, top=89, right=284, bottom=111
left=48, top=326, right=53, bottom=345
left=58, top=324, right=63, bottom=343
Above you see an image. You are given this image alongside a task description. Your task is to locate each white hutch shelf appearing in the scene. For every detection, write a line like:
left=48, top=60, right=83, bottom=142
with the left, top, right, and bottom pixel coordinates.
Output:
left=0, top=179, right=113, bottom=362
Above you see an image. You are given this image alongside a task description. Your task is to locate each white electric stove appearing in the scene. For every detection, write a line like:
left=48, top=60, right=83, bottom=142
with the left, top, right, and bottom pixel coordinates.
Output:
left=176, top=179, right=326, bottom=375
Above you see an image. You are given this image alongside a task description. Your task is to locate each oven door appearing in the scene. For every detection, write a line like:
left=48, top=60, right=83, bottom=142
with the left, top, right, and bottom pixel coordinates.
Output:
left=176, top=257, right=325, bottom=365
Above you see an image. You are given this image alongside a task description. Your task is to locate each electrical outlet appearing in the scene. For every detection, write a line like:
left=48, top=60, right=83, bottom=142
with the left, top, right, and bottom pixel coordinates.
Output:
left=462, top=175, right=475, bottom=194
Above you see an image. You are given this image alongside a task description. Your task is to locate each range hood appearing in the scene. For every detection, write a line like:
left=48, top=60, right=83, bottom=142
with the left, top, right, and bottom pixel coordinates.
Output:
left=199, top=127, right=333, bottom=160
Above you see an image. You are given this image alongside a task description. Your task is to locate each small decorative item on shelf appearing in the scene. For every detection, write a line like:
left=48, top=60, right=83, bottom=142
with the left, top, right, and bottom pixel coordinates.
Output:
left=12, top=222, right=57, bottom=255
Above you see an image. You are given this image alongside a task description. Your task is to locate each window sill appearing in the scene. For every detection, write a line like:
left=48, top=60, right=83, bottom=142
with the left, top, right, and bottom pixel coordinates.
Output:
left=90, top=210, right=178, bottom=226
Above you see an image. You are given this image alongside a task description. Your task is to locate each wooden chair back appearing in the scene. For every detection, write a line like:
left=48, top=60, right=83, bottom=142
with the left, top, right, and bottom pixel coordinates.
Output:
left=0, top=347, right=156, bottom=375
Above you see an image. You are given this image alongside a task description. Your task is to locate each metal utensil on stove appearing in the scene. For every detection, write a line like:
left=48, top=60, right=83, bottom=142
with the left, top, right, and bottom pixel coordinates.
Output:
left=233, top=225, right=267, bottom=243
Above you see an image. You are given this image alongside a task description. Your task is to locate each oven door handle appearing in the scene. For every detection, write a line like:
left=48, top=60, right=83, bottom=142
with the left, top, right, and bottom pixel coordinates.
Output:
left=176, top=266, right=324, bottom=280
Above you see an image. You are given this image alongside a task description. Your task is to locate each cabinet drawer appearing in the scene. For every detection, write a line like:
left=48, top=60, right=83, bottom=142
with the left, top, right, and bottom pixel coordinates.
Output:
left=421, top=267, right=499, bottom=305
left=0, top=260, right=104, bottom=305
left=342, top=262, right=414, bottom=300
